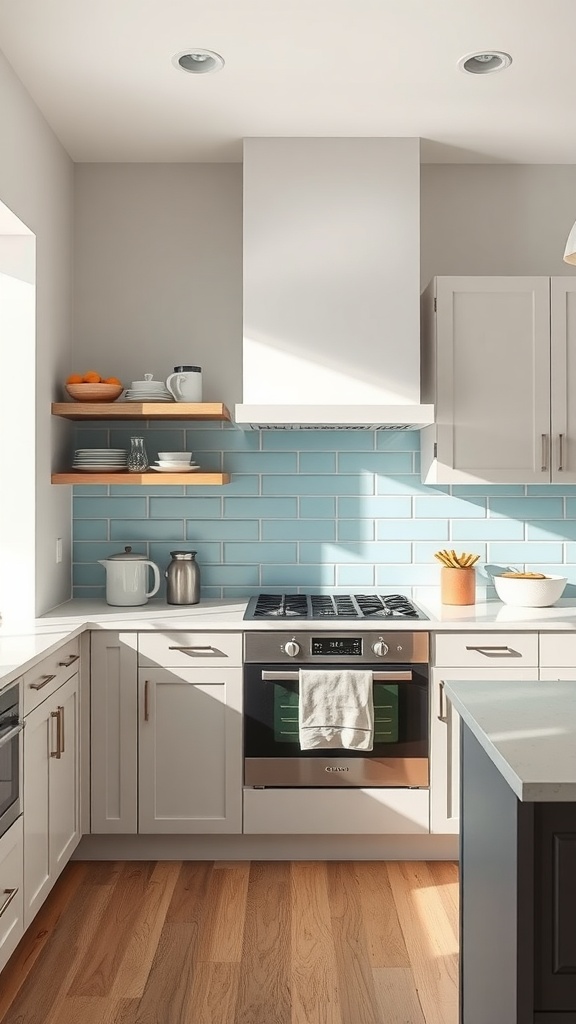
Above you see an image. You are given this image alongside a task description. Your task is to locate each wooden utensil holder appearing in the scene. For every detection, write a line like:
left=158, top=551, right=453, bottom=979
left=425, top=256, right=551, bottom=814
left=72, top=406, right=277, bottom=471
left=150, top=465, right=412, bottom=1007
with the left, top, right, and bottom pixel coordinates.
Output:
left=441, top=567, right=476, bottom=605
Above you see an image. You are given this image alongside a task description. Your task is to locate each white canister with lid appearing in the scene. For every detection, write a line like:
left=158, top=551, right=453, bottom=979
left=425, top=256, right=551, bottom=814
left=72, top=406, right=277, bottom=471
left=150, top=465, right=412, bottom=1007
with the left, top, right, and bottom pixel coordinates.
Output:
left=98, top=546, right=161, bottom=606
left=165, top=365, right=202, bottom=402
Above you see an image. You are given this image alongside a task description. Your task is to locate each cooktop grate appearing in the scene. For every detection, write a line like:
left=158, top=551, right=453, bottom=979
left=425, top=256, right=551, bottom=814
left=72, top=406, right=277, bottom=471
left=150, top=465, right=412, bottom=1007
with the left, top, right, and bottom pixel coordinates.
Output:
left=245, top=593, right=426, bottom=620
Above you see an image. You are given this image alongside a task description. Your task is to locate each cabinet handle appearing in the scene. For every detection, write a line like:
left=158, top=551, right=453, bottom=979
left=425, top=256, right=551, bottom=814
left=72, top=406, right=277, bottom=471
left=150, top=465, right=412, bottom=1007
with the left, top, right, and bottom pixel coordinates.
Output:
left=261, top=670, right=412, bottom=682
left=59, top=706, right=65, bottom=754
left=438, top=682, right=448, bottom=723
left=465, top=645, right=520, bottom=658
left=30, top=673, right=56, bottom=691
left=57, top=654, right=79, bottom=668
left=559, top=433, right=565, bottom=472
left=541, top=433, right=549, bottom=472
left=144, top=680, right=150, bottom=722
left=0, top=888, right=18, bottom=920
left=167, top=645, right=219, bottom=655
left=50, top=709, right=62, bottom=758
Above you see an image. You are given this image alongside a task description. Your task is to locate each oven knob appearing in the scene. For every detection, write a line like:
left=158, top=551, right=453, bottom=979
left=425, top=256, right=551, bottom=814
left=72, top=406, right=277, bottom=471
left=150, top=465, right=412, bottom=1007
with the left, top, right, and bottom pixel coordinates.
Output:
left=284, top=640, right=301, bottom=658
left=372, top=640, right=389, bottom=657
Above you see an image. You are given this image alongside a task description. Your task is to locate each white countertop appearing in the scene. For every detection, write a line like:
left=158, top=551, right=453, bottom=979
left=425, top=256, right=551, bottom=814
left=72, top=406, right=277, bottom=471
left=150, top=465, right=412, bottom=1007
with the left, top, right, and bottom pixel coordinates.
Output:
left=444, top=679, right=576, bottom=802
left=2, top=595, right=576, bottom=692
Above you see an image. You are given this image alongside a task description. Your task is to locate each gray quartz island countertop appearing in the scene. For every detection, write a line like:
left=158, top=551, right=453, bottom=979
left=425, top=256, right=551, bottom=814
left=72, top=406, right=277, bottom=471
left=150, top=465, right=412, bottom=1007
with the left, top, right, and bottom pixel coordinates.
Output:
left=444, top=678, right=576, bottom=802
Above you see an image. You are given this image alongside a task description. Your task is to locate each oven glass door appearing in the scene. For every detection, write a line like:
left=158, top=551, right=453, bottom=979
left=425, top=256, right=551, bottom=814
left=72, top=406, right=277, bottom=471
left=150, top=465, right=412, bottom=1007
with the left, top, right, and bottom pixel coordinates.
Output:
left=244, top=663, right=429, bottom=787
left=0, top=686, right=21, bottom=836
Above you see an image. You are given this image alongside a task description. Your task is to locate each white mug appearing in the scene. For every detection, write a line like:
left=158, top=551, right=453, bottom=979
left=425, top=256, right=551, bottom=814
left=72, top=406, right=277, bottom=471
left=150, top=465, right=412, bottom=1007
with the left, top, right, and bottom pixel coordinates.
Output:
left=165, top=365, right=202, bottom=402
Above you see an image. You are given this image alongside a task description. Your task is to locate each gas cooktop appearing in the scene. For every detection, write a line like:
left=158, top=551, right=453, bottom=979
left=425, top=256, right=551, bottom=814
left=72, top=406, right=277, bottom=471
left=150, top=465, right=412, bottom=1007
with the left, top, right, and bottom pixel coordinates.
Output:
left=244, top=593, right=427, bottom=621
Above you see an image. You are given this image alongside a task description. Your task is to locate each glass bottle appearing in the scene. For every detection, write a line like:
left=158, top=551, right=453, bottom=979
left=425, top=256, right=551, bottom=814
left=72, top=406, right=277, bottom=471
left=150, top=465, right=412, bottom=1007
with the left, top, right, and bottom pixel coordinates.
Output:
left=128, top=437, right=149, bottom=472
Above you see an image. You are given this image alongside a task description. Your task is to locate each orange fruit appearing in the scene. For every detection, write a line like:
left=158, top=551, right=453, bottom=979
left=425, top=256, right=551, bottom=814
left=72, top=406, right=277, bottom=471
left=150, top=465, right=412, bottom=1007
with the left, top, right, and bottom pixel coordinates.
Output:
left=105, top=376, right=122, bottom=386
left=83, top=371, right=102, bottom=383
left=66, top=373, right=83, bottom=384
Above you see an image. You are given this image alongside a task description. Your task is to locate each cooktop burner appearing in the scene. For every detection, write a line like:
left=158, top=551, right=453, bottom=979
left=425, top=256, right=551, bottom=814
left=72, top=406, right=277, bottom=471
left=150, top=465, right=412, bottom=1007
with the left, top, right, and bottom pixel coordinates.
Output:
left=244, top=593, right=427, bottom=620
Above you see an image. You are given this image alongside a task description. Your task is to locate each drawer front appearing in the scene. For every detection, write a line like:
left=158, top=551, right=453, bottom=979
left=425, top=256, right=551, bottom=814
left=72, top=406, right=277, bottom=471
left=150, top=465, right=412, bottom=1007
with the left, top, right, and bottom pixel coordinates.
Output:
left=0, top=816, right=24, bottom=974
left=23, top=637, right=81, bottom=716
left=138, top=631, right=242, bottom=668
left=434, top=632, right=538, bottom=668
left=539, top=633, right=576, bottom=668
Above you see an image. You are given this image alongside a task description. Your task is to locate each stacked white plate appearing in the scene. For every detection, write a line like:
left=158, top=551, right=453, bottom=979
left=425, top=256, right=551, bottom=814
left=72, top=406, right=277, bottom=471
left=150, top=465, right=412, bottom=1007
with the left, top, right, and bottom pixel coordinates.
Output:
left=151, top=459, right=201, bottom=474
left=73, top=449, right=128, bottom=473
left=124, top=375, right=174, bottom=402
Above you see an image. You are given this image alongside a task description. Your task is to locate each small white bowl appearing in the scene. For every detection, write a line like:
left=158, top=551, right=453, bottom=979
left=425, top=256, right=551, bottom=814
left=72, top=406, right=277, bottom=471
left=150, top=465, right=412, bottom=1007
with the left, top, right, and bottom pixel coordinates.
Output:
left=156, top=460, right=197, bottom=468
left=157, top=452, right=193, bottom=461
left=493, top=573, right=567, bottom=607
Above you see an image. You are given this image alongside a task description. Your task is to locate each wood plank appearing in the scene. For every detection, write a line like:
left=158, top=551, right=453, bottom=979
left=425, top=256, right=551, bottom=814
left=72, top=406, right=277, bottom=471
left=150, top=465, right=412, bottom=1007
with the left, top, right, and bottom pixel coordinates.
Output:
left=387, top=861, right=458, bottom=1024
left=47, top=996, right=139, bottom=1024
left=354, top=862, right=410, bottom=968
left=233, top=862, right=291, bottom=1024
left=186, top=962, right=241, bottom=1024
left=0, top=863, right=87, bottom=1021
left=133, top=923, right=198, bottom=1024
left=51, top=472, right=230, bottom=485
left=290, top=862, right=342, bottom=1024
left=111, top=862, right=181, bottom=998
left=68, top=863, right=156, bottom=997
left=372, top=967, right=426, bottom=1024
left=3, top=869, right=117, bottom=1024
left=165, top=862, right=213, bottom=925
left=196, top=863, right=250, bottom=964
left=325, top=862, right=380, bottom=1024
left=427, top=861, right=459, bottom=938
left=51, top=402, right=231, bottom=421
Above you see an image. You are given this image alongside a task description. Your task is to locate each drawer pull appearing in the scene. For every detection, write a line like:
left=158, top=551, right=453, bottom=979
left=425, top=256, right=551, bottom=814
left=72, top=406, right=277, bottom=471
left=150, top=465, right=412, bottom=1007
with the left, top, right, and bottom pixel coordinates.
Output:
left=30, top=673, right=56, bottom=691
left=57, top=654, right=79, bottom=668
left=60, top=706, right=65, bottom=755
left=144, top=680, right=150, bottom=722
left=438, top=681, right=448, bottom=723
left=0, top=888, right=18, bottom=920
left=167, top=645, right=221, bottom=656
left=465, top=645, right=520, bottom=658
left=50, top=709, right=62, bottom=759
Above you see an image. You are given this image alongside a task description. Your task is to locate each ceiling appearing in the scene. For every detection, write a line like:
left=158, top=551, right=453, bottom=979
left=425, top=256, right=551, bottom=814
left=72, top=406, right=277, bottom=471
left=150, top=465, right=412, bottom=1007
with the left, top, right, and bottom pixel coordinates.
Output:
left=0, top=0, right=574, bottom=164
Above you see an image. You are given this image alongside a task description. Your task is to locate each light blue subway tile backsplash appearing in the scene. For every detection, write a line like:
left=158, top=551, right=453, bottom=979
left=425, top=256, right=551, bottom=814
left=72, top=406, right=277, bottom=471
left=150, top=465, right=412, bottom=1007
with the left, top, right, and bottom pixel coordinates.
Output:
left=71, top=427, right=576, bottom=598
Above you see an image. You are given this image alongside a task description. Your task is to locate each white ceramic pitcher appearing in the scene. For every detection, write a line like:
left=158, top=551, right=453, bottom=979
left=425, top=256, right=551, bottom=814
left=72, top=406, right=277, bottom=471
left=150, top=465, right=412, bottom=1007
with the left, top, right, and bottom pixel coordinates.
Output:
left=98, top=546, right=161, bottom=606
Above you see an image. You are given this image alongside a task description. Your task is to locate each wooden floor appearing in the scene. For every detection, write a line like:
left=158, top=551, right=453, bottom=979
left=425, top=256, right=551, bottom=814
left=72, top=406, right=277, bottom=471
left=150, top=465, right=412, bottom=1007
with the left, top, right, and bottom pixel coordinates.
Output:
left=0, top=860, right=458, bottom=1024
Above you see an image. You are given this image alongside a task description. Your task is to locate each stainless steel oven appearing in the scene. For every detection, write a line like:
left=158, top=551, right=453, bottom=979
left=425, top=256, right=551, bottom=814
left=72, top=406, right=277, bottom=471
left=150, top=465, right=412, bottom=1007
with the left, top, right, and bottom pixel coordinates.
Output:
left=0, top=682, right=23, bottom=838
left=244, top=631, right=429, bottom=787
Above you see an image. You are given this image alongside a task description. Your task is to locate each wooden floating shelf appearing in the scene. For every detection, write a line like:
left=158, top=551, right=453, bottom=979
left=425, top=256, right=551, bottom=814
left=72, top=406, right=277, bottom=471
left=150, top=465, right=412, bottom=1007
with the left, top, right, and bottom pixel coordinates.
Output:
left=51, top=472, right=230, bottom=486
left=51, top=402, right=232, bottom=421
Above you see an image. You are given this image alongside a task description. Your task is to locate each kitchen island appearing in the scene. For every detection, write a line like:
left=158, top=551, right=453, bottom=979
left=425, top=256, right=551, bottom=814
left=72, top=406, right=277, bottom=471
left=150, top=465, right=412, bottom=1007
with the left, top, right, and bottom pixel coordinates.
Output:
left=444, top=679, right=576, bottom=1024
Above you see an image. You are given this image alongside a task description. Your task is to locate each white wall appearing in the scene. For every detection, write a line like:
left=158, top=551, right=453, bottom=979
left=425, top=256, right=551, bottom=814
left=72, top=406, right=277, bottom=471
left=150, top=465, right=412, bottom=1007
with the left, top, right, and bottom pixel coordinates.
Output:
left=73, top=164, right=242, bottom=410
left=0, top=49, right=74, bottom=616
left=421, top=164, right=576, bottom=285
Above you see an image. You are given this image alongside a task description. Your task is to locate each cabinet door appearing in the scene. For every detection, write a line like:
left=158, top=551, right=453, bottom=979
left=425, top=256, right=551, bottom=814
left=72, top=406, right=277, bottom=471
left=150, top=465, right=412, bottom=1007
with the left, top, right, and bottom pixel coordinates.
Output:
left=430, top=667, right=539, bottom=834
left=427, top=276, right=551, bottom=484
left=49, top=673, right=80, bottom=878
left=138, top=667, right=242, bottom=834
left=23, top=675, right=80, bottom=927
left=91, top=633, right=138, bottom=834
left=551, top=277, right=576, bottom=482
left=0, top=816, right=23, bottom=974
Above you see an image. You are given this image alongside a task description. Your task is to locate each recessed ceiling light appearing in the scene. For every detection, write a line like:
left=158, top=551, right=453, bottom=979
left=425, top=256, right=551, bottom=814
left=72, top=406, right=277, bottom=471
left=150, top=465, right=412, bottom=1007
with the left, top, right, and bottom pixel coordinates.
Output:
left=457, top=51, right=513, bottom=75
left=172, top=49, right=225, bottom=75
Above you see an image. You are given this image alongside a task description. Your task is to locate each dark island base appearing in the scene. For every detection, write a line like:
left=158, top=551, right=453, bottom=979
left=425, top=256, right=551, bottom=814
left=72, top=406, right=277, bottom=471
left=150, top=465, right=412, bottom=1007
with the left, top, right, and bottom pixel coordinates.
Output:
left=461, top=725, right=576, bottom=1024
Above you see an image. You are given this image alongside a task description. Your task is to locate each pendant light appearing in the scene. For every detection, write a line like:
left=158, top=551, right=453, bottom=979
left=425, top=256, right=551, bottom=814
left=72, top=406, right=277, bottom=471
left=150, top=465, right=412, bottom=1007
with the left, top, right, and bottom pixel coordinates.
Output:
left=564, top=222, right=576, bottom=265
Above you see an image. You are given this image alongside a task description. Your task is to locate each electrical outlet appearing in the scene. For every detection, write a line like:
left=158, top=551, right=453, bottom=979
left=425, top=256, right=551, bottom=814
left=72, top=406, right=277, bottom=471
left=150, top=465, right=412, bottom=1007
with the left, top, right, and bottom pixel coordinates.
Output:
left=56, top=538, right=63, bottom=563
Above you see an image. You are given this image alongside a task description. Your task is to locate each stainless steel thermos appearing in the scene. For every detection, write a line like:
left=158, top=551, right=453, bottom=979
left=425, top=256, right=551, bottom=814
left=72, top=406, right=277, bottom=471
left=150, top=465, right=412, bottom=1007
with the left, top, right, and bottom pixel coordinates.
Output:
left=165, top=550, right=200, bottom=605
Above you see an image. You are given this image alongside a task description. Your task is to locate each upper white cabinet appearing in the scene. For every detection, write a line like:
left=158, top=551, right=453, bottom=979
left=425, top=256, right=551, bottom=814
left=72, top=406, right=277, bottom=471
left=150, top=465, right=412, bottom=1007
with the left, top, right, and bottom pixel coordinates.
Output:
left=421, top=276, right=576, bottom=484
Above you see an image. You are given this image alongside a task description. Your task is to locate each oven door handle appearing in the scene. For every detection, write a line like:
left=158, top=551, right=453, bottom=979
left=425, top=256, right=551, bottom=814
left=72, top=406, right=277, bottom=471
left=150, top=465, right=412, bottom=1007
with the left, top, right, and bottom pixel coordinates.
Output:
left=260, top=670, right=413, bottom=682
left=0, top=722, right=24, bottom=750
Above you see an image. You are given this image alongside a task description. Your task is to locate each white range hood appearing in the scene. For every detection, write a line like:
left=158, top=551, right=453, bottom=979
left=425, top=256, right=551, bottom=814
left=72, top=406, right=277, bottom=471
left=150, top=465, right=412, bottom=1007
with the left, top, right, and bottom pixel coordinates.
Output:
left=235, top=137, right=434, bottom=430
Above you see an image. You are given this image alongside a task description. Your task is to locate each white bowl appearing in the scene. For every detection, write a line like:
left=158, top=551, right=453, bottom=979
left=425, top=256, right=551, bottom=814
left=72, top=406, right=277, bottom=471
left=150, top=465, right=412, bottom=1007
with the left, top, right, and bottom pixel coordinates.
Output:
left=156, top=460, right=197, bottom=468
left=493, top=574, right=567, bottom=607
left=157, top=452, right=193, bottom=461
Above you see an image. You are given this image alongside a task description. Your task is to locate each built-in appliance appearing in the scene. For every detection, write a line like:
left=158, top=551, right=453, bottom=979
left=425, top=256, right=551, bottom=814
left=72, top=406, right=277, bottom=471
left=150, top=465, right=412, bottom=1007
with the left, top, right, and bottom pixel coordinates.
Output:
left=244, top=630, right=429, bottom=787
left=244, top=592, right=427, bottom=621
left=0, top=682, right=23, bottom=839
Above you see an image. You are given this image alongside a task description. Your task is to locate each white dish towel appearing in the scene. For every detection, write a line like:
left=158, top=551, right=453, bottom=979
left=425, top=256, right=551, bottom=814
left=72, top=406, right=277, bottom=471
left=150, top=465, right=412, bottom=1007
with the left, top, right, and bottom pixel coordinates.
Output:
left=298, top=669, right=374, bottom=751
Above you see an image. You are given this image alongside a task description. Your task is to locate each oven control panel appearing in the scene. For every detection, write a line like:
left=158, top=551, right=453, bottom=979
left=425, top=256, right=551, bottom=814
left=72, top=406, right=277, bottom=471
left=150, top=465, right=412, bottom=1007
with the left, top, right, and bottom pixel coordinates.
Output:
left=311, top=637, right=362, bottom=656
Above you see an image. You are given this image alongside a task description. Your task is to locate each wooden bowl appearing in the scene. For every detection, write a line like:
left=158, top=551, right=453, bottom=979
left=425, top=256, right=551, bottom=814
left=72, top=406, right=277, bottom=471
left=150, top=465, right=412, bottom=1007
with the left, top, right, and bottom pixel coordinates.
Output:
left=65, top=383, right=123, bottom=402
